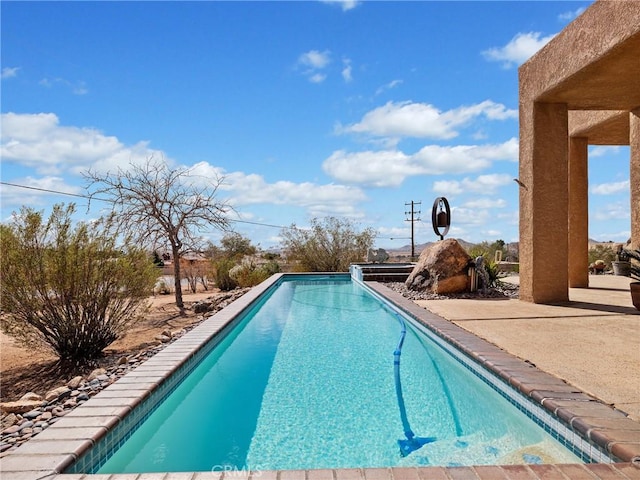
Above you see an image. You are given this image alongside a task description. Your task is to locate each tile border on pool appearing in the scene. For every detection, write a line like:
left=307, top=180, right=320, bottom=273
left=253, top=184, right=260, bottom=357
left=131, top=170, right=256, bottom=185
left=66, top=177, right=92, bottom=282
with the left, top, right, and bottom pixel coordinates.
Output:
left=1, top=273, right=639, bottom=480
left=366, top=281, right=640, bottom=465
left=365, top=283, right=612, bottom=464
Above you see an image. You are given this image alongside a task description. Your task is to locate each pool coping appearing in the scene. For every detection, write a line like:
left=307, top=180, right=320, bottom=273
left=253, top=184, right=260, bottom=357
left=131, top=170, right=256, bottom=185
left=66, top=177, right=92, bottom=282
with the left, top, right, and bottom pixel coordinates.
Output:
left=1, top=274, right=639, bottom=480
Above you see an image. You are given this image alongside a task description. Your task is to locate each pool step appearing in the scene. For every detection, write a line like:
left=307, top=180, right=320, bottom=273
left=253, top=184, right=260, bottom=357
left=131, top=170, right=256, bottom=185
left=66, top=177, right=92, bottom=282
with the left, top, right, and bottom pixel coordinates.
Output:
left=358, top=263, right=416, bottom=282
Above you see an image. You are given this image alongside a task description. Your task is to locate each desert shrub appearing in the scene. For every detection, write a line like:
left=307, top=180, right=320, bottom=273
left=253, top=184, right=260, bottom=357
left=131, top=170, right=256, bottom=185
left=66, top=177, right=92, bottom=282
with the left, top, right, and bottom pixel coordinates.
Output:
left=262, top=260, right=281, bottom=277
left=154, top=279, right=172, bottom=295
left=206, top=233, right=267, bottom=289
left=468, top=240, right=507, bottom=264
left=214, top=258, right=238, bottom=291
left=588, top=244, right=617, bottom=269
left=228, top=258, right=280, bottom=288
left=152, top=251, right=165, bottom=267
left=0, top=204, right=157, bottom=365
left=281, top=217, right=375, bottom=272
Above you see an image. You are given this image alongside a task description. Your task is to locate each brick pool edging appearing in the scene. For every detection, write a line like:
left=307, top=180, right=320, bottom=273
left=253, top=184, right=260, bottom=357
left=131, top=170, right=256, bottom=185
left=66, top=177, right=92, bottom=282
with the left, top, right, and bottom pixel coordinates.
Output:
left=366, top=281, right=640, bottom=465
left=0, top=274, right=638, bottom=480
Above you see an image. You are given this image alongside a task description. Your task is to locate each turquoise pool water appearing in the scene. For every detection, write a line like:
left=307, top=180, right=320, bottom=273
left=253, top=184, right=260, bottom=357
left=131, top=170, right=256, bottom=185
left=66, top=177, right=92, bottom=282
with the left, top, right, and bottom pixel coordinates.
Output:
left=95, top=277, right=582, bottom=473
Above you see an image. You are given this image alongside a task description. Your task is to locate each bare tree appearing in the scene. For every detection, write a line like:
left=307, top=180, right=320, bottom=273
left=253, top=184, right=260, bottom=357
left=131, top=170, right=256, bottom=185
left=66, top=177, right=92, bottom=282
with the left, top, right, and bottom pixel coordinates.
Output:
left=85, top=158, right=230, bottom=309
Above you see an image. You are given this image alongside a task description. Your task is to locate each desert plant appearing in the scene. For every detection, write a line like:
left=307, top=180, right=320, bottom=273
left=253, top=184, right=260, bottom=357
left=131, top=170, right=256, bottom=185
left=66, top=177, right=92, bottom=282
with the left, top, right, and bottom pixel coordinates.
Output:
left=214, top=258, right=238, bottom=291
left=485, top=261, right=500, bottom=287
left=281, top=217, right=375, bottom=272
left=623, top=248, right=640, bottom=281
left=262, top=260, right=281, bottom=277
left=588, top=244, right=617, bottom=270
left=0, top=204, right=157, bottom=365
left=220, top=232, right=257, bottom=260
left=228, top=258, right=280, bottom=288
left=152, top=251, right=165, bottom=267
left=229, top=259, right=262, bottom=287
left=468, top=240, right=507, bottom=264
left=154, top=279, right=172, bottom=295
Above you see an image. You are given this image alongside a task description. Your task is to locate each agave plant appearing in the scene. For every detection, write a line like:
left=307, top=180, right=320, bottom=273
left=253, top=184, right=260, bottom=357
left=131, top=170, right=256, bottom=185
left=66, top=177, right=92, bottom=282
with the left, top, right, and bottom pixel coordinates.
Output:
left=623, top=248, right=640, bottom=282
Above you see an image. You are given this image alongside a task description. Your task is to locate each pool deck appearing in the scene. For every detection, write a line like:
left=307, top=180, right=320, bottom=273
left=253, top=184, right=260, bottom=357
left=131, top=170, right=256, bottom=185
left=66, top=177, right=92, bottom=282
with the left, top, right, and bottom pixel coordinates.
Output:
left=1, top=274, right=639, bottom=480
left=412, top=275, right=639, bottom=423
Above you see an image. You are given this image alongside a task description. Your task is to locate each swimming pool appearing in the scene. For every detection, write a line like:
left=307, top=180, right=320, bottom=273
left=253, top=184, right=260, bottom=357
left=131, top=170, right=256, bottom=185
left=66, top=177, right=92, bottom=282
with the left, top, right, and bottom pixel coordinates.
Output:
left=66, top=274, right=615, bottom=474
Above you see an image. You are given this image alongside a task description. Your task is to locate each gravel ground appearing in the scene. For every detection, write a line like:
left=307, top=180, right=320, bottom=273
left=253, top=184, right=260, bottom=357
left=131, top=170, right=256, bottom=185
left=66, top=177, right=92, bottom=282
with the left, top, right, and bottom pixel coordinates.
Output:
left=386, top=279, right=519, bottom=301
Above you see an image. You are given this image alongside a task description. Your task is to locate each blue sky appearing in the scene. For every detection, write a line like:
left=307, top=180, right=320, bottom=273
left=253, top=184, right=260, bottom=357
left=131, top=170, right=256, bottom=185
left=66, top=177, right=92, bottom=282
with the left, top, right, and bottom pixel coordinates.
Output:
left=0, top=0, right=632, bottom=250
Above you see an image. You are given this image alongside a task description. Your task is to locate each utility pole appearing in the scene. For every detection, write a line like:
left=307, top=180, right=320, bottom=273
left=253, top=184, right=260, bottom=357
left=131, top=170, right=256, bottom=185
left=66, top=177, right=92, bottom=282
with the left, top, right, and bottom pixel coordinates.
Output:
left=405, top=201, right=421, bottom=260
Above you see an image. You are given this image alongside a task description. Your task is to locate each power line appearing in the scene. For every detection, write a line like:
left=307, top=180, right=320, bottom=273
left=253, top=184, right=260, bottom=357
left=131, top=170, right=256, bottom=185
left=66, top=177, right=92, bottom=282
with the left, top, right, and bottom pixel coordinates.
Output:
left=230, top=218, right=289, bottom=230
left=0, top=180, right=406, bottom=238
left=0, top=180, right=290, bottom=230
left=0, top=181, right=97, bottom=200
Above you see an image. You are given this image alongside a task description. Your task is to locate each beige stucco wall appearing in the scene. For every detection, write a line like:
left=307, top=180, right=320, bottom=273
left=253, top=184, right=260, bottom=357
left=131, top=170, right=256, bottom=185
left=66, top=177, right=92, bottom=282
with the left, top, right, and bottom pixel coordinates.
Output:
left=631, top=109, right=640, bottom=250
left=568, top=137, right=589, bottom=288
left=518, top=0, right=640, bottom=303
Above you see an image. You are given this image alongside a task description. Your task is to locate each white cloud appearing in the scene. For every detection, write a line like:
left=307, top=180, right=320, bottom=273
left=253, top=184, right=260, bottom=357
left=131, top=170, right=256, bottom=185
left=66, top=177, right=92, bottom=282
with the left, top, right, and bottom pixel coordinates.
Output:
left=1, top=67, right=20, bottom=79
left=558, top=7, right=586, bottom=22
left=590, top=230, right=631, bottom=243
left=592, top=201, right=630, bottom=221
left=309, top=73, right=327, bottom=84
left=377, top=225, right=414, bottom=240
left=589, top=145, right=621, bottom=157
left=482, top=32, right=556, bottom=68
left=375, top=79, right=403, bottom=96
left=299, top=50, right=331, bottom=69
left=297, top=50, right=331, bottom=83
left=0, top=112, right=167, bottom=175
left=432, top=180, right=464, bottom=195
left=337, top=100, right=517, bottom=140
left=322, top=150, right=413, bottom=187
left=450, top=207, right=491, bottom=226
left=590, top=180, right=629, bottom=195
left=342, top=58, right=353, bottom=83
left=39, top=77, right=89, bottom=95
left=462, top=198, right=507, bottom=209
left=73, top=81, right=89, bottom=95
left=0, top=114, right=371, bottom=223
left=433, top=174, right=513, bottom=196
left=188, top=162, right=368, bottom=218
left=323, top=139, right=518, bottom=187
left=320, top=0, right=360, bottom=11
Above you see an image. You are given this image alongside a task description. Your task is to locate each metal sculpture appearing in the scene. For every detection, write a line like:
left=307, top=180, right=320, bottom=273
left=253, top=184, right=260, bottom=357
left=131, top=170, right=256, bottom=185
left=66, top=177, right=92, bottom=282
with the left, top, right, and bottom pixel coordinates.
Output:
left=431, top=197, right=451, bottom=240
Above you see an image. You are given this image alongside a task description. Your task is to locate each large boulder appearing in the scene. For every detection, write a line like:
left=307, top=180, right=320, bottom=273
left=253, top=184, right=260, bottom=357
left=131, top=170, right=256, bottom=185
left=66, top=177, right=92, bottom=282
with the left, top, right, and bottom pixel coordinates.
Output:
left=405, top=239, right=472, bottom=294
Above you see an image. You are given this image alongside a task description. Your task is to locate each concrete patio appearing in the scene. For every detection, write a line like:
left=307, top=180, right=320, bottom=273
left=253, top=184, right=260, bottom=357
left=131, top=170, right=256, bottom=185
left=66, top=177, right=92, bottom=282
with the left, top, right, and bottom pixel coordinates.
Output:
left=414, top=275, right=640, bottom=422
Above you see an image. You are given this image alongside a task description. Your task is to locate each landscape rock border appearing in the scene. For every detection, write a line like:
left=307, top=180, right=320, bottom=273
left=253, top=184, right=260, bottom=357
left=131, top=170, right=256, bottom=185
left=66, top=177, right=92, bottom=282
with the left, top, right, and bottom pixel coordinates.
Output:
left=0, top=287, right=249, bottom=455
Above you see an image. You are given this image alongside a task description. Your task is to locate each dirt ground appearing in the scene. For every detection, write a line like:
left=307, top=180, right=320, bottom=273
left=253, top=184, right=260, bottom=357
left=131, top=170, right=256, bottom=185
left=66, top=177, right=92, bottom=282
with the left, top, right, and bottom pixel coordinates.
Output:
left=0, top=290, right=218, bottom=403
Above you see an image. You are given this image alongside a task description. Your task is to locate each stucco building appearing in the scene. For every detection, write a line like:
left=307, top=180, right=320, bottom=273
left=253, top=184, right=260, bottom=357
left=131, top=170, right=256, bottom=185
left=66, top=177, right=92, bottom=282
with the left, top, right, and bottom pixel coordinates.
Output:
left=518, top=0, right=640, bottom=303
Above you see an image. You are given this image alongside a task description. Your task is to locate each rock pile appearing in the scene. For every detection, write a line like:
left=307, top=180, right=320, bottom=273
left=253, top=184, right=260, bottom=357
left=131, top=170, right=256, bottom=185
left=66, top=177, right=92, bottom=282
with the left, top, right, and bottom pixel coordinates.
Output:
left=388, top=280, right=519, bottom=301
left=0, top=344, right=170, bottom=453
left=0, top=287, right=249, bottom=455
left=192, top=290, right=247, bottom=314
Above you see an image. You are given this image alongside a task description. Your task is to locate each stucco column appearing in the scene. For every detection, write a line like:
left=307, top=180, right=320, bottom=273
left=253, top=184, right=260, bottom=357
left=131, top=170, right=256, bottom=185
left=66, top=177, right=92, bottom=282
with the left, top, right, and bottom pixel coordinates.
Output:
left=519, top=101, right=569, bottom=303
left=568, top=136, right=589, bottom=288
left=631, top=108, right=640, bottom=250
